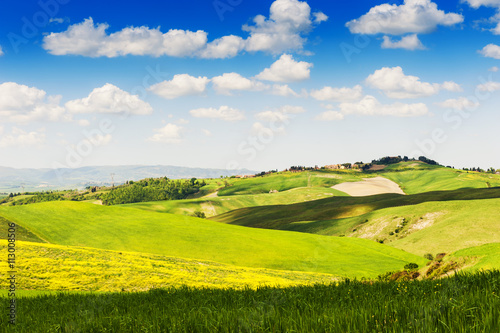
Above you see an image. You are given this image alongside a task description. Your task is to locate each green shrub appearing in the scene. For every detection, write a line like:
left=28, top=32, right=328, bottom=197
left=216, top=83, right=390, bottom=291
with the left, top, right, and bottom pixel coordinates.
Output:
left=404, top=263, right=419, bottom=270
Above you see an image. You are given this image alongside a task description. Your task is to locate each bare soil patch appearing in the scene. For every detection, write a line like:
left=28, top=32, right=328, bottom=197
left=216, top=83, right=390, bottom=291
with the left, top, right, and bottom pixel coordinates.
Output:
left=332, top=177, right=405, bottom=196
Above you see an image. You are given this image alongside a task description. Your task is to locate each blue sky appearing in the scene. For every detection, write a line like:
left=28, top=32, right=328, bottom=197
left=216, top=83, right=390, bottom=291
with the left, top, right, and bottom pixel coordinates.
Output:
left=1, top=0, right=500, bottom=171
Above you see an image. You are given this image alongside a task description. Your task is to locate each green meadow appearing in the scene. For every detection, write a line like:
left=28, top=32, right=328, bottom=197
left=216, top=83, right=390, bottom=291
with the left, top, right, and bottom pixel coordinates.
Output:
left=1, top=161, right=499, bottom=332
left=0, top=201, right=425, bottom=278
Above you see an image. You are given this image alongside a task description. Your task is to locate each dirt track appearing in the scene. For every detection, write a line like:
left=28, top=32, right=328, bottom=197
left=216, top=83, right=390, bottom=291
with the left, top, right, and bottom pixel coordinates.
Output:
left=332, top=177, right=405, bottom=196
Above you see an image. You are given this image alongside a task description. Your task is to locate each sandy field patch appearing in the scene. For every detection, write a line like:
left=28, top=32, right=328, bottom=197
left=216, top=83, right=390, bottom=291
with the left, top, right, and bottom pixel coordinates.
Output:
left=332, top=177, right=405, bottom=196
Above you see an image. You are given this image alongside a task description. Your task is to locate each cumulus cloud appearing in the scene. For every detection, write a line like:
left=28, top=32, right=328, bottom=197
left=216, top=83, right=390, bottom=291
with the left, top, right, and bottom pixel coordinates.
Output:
left=315, top=111, right=344, bottom=121
left=212, top=73, right=268, bottom=95
left=310, top=85, right=363, bottom=102
left=270, top=84, right=298, bottom=97
left=189, top=106, right=245, bottom=121
left=437, top=97, right=480, bottom=110
left=42, top=1, right=327, bottom=58
left=65, top=83, right=153, bottom=115
left=365, top=67, right=461, bottom=99
left=477, top=81, right=500, bottom=91
left=489, top=66, right=499, bottom=72
left=381, top=34, right=426, bottom=50
left=148, top=123, right=184, bottom=143
left=255, top=105, right=305, bottom=123
left=479, top=44, right=500, bottom=59
left=43, top=18, right=208, bottom=57
left=339, top=95, right=429, bottom=117
left=148, top=74, right=209, bottom=99
left=244, top=0, right=327, bottom=54
left=0, top=127, right=46, bottom=147
left=0, top=82, right=68, bottom=123
left=199, top=35, right=246, bottom=59
left=78, top=119, right=91, bottom=127
left=313, top=12, right=329, bottom=24
left=256, top=54, right=312, bottom=82
left=346, top=0, right=463, bottom=35
left=202, top=129, right=212, bottom=137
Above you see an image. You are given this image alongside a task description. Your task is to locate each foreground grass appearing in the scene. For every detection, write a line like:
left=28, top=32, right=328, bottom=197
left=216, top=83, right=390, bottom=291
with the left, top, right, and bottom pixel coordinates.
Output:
left=0, top=202, right=426, bottom=278
left=0, top=240, right=336, bottom=292
left=1, top=271, right=498, bottom=332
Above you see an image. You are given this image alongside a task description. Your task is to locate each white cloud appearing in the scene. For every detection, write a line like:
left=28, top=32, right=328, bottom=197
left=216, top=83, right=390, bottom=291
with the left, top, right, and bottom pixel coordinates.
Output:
left=42, top=1, right=327, bottom=58
left=243, top=0, right=326, bottom=54
left=437, top=97, right=480, bottom=110
left=43, top=18, right=208, bottom=57
left=199, top=35, right=246, bottom=59
left=313, top=12, right=329, bottom=24
left=0, top=45, right=3, bottom=56
left=479, top=44, right=500, bottom=59
left=381, top=34, right=426, bottom=50
left=256, top=54, right=312, bottom=82
left=463, top=0, right=500, bottom=34
left=65, top=83, right=152, bottom=115
left=339, top=95, right=429, bottom=117
left=212, top=73, right=267, bottom=95
left=255, top=105, right=305, bottom=122
left=489, top=66, right=499, bottom=72
left=148, top=123, right=184, bottom=143
left=365, top=66, right=461, bottom=99
left=78, top=119, right=91, bottom=127
left=49, top=18, right=65, bottom=24
left=310, top=85, right=363, bottom=102
left=202, top=129, right=212, bottom=137
left=189, top=106, right=245, bottom=121
left=270, top=84, right=298, bottom=97
left=477, top=81, right=500, bottom=91
left=315, top=111, right=344, bottom=121
left=463, top=0, right=500, bottom=8
left=346, top=0, right=463, bottom=35
left=0, top=127, right=45, bottom=147
left=177, top=119, right=190, bottom=125
left=0, top=82, right=68, bottom=123
left=148, top=74, right=209, bottom=99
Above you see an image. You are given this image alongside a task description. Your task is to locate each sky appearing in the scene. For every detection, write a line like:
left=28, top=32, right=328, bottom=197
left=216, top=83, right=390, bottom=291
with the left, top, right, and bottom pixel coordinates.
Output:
left=1, top=0, right=500, bottom=171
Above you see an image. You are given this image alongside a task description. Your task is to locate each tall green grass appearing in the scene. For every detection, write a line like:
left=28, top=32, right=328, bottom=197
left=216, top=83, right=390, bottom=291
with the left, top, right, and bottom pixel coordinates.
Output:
left=2, top=270, right=498, bottom=332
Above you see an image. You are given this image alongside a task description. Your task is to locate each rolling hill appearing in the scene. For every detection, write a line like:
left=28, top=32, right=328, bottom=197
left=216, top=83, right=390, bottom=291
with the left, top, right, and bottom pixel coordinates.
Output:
left=0, top=201, right=426, bottom=279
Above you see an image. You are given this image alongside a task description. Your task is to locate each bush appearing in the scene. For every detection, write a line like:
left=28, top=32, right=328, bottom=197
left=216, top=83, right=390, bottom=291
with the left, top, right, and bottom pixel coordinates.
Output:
left=192, top=210, right=206, bottom=219
left=404, top=263, right=419, bottom=270
left=424, top=253, right=434, bottom=261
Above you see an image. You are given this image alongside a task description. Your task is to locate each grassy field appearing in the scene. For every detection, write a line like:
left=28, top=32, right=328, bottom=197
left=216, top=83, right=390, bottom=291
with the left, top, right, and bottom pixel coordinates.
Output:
left=211, top=187, right=500, bottom=229
left=125, top=187, right=348, bottom=217
left=217, top=171, right=367, bottom=196
left=1, top=270, right=498, bottom=332
left=282, top=197, right=500, bottom=257
left=0, top=201, right=426, bottom=278
left=382, top=166, right=500, bottom=194
left=0, top=240, right=336, bottom=292
left=450, top=243, right=500, bottom=272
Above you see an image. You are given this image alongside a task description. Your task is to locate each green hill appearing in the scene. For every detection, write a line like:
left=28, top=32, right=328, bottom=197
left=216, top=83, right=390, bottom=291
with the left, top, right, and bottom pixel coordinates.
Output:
left=124, top=187, right=348, bottom=217
left=0, top=201, right=425, bottom=278
left=381, top=164, right=500, bottom=194
left=210, top=187, right=500, bottom=230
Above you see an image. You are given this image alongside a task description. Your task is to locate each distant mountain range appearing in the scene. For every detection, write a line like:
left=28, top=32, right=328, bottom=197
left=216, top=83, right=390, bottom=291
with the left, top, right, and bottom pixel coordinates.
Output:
left=0, top=165, right=257, bottom=193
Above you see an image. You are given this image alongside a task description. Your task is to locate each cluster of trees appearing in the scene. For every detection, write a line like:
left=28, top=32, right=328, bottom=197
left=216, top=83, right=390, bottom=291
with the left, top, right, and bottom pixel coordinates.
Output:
left=101, top=177, right=205, bottom=205
left=370, top=156, right=439, bottom=166
left=462, top=167, right=498, bottom=174
left=8, top=192, right=65, bottom=206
